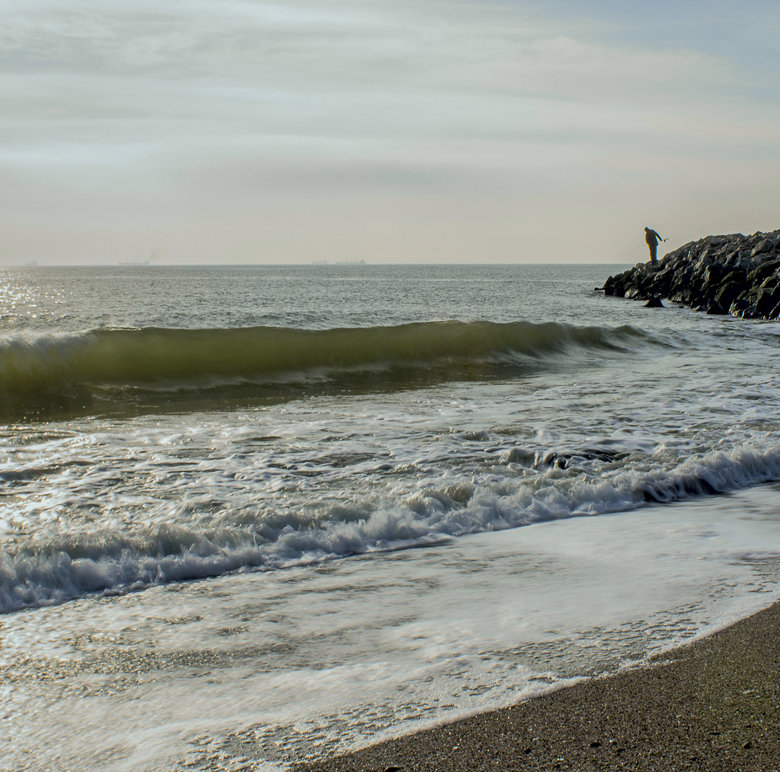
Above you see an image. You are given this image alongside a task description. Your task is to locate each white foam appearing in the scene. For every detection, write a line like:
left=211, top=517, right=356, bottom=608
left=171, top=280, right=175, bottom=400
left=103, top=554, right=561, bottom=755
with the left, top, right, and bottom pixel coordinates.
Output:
left=2, top=443, right=779, bottom=613
left=2, top=483, right=779, bottom=770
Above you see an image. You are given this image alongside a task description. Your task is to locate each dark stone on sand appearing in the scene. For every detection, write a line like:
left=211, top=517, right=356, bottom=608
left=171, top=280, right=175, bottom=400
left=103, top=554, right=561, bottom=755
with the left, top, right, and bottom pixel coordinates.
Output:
left=601, top=229, right=780, bottom=319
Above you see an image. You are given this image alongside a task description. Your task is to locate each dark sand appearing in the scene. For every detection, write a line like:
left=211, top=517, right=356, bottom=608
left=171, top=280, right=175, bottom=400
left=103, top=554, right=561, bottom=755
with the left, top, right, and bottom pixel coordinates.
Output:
left=294, top=601, right=780, bottom=771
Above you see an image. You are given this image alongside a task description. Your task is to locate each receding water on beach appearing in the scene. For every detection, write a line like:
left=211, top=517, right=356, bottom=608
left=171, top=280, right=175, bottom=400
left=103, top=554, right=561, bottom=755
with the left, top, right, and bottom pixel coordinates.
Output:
left=1, top=264, right=779, bottom=770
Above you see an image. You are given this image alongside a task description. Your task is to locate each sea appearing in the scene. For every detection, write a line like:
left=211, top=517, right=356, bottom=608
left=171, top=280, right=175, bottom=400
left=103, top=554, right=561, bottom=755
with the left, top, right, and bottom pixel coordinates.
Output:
left=1, top=263, right=779, bottom=771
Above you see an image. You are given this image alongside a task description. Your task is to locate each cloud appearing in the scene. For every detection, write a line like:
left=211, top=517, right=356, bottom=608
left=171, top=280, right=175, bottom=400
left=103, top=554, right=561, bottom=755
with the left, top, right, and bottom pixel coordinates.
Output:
left=1, top=1, right=779, bottom=263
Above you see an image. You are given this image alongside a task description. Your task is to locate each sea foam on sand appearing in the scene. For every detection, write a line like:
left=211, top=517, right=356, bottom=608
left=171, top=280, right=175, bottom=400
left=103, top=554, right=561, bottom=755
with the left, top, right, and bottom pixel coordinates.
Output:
left=2, top=483, right=779, bottom=771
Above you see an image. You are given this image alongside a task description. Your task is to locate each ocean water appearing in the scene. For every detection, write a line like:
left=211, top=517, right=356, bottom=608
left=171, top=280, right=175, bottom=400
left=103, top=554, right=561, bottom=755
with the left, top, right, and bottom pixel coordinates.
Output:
left=1, top=263, right=779, bottom=770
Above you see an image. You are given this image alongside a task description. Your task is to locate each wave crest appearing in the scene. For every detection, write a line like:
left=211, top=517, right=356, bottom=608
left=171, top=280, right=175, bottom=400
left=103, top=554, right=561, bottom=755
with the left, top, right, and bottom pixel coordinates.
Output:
left=0, top=320, right=648, bottom=418
left=2, top=445, right=778, bottom=614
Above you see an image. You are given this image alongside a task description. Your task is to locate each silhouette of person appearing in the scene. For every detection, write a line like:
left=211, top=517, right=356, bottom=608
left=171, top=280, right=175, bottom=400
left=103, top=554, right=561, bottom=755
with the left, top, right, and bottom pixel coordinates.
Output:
left=644, top=227, right=664, bottom=263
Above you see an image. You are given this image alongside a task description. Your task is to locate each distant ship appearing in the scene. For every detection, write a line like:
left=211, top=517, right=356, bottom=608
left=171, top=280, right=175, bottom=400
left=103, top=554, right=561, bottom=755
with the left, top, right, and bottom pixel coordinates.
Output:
left=118, top=249, right=159, bottom=267
left=311, top=259, right=367, bottom=265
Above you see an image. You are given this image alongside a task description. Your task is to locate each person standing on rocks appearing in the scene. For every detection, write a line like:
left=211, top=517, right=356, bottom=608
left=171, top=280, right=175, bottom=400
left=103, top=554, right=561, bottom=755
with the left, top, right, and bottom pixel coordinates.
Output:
left=644, top=227, right=665, bottom=263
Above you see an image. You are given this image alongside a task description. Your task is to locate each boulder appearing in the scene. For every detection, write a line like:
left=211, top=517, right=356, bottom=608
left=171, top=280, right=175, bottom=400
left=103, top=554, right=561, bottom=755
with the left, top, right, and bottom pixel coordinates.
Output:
left=714, top=280, right=743, bottom=310
left=755, top=281, right=780, bottom=317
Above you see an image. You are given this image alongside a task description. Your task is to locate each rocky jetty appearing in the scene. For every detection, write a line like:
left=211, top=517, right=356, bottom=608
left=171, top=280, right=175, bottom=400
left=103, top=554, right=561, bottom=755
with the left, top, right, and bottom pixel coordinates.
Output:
left=603, top=229, right=780, bottom=319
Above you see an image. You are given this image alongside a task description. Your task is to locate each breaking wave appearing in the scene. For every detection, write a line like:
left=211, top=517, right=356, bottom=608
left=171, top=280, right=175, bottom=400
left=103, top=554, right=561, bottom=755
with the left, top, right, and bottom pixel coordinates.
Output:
left=2, top=444, right=779, bottom=614
left=0, top=320, right=649, bottom=419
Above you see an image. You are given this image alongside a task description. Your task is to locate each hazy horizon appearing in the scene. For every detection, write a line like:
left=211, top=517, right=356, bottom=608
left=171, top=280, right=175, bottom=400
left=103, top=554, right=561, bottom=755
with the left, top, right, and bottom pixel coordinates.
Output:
left=5, top=259, right=638, bottom=267
left=3, top=1, right=780, bottom=266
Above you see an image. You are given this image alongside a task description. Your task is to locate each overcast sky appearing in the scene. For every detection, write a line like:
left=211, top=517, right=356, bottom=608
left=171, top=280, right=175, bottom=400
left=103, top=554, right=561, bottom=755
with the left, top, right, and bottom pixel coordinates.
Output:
left=2, top=0, right=780, bottom=264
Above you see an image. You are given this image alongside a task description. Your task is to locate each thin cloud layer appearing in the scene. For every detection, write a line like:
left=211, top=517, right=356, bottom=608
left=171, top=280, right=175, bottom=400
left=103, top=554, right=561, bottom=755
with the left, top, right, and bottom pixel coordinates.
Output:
left=2, top=0, right=779, bottom=263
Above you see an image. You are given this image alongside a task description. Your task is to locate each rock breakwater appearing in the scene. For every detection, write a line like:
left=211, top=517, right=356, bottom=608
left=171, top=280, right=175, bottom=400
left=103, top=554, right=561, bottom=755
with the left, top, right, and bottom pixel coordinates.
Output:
left=603, top=230, right=780, bottom=319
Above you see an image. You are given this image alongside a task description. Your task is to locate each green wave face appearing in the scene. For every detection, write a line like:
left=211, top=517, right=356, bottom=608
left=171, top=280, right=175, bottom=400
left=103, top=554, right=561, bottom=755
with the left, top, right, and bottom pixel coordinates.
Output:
left=0, top=321, right=648, bottom=420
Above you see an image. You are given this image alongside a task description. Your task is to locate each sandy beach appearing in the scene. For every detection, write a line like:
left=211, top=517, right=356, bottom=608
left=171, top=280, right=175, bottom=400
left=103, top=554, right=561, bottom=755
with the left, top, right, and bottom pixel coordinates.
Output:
left=294, top=600, right=780, bottom=771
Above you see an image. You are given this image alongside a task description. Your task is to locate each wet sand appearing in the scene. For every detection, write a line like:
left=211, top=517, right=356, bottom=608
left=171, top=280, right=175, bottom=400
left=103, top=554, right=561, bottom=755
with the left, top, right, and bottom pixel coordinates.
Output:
left=293, top=600, right=780, bottom=771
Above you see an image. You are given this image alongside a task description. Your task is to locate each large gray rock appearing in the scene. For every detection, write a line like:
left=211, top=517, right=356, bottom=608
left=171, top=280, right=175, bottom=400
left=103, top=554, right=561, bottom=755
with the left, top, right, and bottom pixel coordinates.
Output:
left=602, top=230, right=780, bottom=320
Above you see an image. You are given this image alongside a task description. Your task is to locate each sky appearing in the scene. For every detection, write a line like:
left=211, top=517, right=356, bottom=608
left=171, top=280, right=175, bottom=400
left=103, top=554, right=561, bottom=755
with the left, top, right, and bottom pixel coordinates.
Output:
left=2, top=0, right=780, bottom=265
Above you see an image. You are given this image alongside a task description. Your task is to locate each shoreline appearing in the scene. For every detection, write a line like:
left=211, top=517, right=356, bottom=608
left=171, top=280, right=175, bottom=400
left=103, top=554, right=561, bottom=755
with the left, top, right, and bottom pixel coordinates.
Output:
left=293, top=599, right=780, bottom=771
